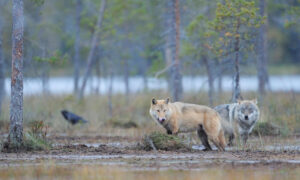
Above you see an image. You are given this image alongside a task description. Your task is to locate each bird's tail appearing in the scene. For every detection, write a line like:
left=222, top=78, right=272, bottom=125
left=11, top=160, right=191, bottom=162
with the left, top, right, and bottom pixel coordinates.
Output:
left=80, top=119, right=88, bottom=123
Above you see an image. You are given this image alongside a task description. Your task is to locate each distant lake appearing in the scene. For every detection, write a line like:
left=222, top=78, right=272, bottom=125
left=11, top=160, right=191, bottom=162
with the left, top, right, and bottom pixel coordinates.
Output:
left=4, top=75, right=300, bottom=95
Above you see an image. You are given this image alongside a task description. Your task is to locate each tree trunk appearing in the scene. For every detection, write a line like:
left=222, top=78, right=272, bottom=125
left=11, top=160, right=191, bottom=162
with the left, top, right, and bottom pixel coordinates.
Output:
left=215, top=59, right=222, bottom=95
left=41, top=63, right=49, bottom=94
left=9, top=0, right=24, bottom=148
left=165, top=0, right=182, bottom=101
left=124, top=58, right=129, bottom=100
left=0, top=17, right=5, bottom=116
left=203, top=55, right=214, bottom=106
left=41, top=47, right=49, bottom=94
left=108, top=72, right=113, bottom=119
left=0, top=24, right=5, bottom=116
left=78, top=0, right=106, bottom=99
left=232, top=18, right=242, bottom=102
left=257, top=0, right=269, bottom=101
left=74, top=0, right=81, bottom=94
left=95, top=57, right=101, bottom=95
left=143, top=73, right=148, bottom=92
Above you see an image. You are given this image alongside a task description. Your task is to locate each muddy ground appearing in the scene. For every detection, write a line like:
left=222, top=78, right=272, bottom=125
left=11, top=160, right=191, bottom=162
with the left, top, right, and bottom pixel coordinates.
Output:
left=1, top=135, right=300, bottom=166
left=1, top=135, right=300, bottom=179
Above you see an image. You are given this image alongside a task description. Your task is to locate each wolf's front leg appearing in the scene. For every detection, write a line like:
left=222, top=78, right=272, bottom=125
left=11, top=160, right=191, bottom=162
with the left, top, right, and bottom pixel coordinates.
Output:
left=240, top=132, right=249, bottom=146
left=172, top=128, right=179, bottom=135
left=171, top=122, right=179, bottom=135
left=165, top=129, right=178, bottom=135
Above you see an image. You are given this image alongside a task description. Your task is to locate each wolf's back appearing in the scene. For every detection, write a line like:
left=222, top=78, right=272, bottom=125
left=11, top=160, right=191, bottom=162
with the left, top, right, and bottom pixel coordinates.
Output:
left=214, top=104, right=236, bottom=135
left=214, top=104, right=231, bottom=122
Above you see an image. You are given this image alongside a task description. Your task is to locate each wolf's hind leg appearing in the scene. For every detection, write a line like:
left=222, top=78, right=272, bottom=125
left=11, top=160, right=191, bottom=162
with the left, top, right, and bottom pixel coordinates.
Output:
left=228, top=133, right=235, bottom=146
left=210, top=137, right=225, bottom=151
left=218, top=129, right=226, bottom=151
left=197, top=125, right=212, bottom=151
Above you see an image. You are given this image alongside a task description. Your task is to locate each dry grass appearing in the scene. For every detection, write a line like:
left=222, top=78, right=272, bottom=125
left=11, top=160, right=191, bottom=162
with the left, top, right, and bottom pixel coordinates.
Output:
left=0, top=91, right=299, bottom=138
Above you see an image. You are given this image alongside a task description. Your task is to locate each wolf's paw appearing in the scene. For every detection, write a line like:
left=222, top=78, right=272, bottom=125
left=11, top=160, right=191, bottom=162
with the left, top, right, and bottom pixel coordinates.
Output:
left=227, top=142, right=234, bottom=147
left=202, top=147, right=212, bottom=151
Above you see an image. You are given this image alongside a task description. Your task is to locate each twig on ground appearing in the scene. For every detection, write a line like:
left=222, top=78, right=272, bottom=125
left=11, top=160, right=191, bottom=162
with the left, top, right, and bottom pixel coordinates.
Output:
left=146, top=136, right=157, bottom=152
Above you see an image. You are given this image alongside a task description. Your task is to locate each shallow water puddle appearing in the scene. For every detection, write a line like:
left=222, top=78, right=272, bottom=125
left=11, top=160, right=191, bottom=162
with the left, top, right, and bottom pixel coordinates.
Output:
left=0, top=163, right=299, bottom=180
left=192, top=144, right=300, bottom=151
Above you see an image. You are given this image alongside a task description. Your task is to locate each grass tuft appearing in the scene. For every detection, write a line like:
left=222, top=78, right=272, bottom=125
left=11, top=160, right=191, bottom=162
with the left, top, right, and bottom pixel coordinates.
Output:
left=252, top=122, right=281, bottom=136
left=142, top=132, right=190, bottom=151
left=1, top=120, right=51, bottom=152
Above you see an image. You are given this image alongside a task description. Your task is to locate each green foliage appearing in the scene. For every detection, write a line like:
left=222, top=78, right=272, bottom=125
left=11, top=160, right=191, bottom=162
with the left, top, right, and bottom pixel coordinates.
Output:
left=284, top=0, right=300, bottom=29
left=210, top=0, right=265, bottom=56
left=1, top=0, right=299, bottom=78
left=29, top=0, right=45, bottom=7
left=147, top=57, right=165, bottom=76
left=33, top=50, right=69, bottom=65
left=24, top=120, right=52, bottom=151
left=1, top=120, right=51, bottom=152
left=185, top=14, right=217, bottom=60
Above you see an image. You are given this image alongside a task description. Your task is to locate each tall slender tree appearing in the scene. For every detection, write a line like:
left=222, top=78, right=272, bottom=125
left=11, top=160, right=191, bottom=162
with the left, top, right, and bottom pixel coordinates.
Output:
left=165, top=0, right=182, bottom=101
left=257, top=0, right=269, bottom=101
left=212, top=0, right=264, bottom=102
left=79, top=0, right=106, bottom=99
left=0, top=11, right=5, bottom=116
left=74, top=0, right=82, bottom=94
left=9, top=0, right=24, bottom=148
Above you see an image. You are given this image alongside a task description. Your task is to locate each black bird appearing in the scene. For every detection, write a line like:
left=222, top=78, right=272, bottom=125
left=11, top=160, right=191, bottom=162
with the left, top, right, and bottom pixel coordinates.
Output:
left=61, top=110, right=88, bottom=125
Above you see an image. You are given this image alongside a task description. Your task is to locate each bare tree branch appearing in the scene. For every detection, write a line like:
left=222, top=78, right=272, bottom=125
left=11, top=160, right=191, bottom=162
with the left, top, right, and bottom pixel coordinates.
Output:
left=154, top=62, right=175, bottom=79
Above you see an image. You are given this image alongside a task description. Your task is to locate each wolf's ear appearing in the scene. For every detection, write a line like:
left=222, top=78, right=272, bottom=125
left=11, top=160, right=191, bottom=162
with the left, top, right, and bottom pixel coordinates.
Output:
left=237, top=99, right=242, bottom=104
left=252, top=98, right=258, bottom=104
left=165, top=97, right=170, bottom=104
left=152, top=98, right=157, bottom=105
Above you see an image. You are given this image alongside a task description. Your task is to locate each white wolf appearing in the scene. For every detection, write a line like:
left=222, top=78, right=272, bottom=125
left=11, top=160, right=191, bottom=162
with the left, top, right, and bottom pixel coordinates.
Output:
left=214, top=99, right=260, bottom=146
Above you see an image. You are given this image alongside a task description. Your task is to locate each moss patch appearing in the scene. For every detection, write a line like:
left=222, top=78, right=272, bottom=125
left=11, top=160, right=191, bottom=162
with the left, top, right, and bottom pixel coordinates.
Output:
left=142, top=132, right=190, bottom=151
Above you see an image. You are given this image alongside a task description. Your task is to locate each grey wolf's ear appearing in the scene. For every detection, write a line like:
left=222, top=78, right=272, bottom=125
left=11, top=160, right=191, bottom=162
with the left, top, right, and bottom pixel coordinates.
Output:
left=252, top=98, right=257, bottom=104
left=165, top=97, right=170, bottom=104
left=237, top=99, right=242, bottom=104
left=152, top=98, right=157, bottom=105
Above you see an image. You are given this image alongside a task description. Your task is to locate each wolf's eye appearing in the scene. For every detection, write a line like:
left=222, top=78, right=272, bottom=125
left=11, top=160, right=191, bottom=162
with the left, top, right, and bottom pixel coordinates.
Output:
left=163, top=110, right=167, bottom=112
left=157, top=110, right=160, bottom=113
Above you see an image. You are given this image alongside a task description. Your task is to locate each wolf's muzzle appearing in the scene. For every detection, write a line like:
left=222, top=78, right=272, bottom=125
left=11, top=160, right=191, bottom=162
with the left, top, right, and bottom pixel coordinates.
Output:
left=158, top=118, right=166, bottom=123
